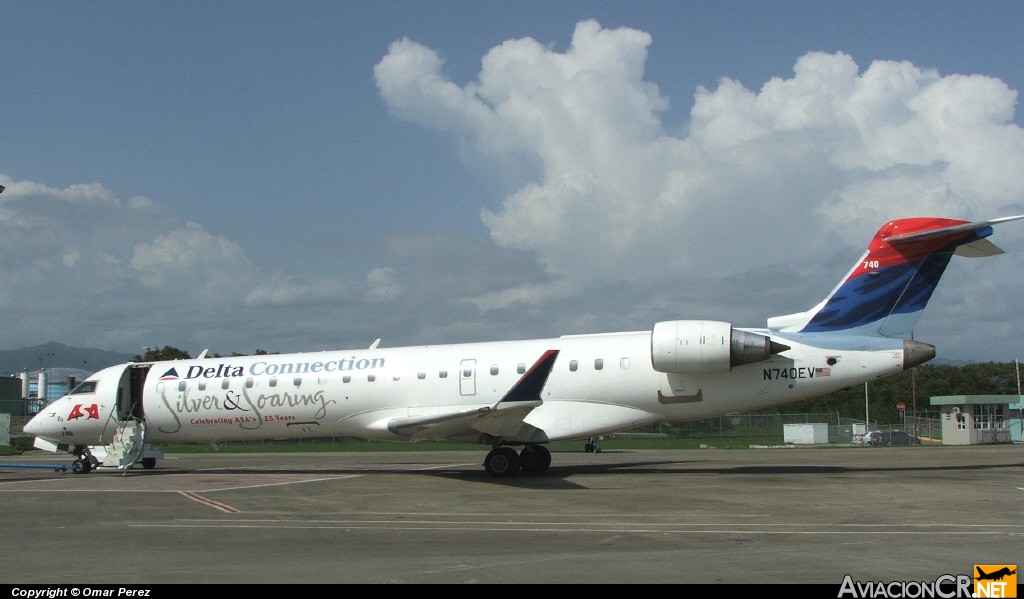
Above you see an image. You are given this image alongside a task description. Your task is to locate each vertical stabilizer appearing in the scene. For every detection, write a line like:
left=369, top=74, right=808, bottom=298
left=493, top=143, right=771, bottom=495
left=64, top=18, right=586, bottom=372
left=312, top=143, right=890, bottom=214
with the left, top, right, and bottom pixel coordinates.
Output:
left=767, top=216, right=1024, bottom=338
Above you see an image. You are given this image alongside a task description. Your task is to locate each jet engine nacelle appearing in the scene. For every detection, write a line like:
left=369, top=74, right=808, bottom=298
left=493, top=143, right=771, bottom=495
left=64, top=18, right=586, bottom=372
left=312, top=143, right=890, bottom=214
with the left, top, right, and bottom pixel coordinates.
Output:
left=650, top=320, right=782, bottom=374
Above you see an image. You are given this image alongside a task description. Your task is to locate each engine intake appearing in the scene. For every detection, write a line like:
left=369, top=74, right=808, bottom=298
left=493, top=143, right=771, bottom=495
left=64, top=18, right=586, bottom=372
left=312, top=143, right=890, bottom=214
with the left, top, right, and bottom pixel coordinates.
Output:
left=651, top=320, right=788, bottom=374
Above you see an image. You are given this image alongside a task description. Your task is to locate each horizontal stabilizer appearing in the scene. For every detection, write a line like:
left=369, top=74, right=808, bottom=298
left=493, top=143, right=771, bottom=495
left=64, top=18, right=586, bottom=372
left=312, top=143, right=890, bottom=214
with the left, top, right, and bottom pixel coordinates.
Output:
left=953, top=238, right=1004, bottom=258
left=885, top=215, right=1024, bottom=244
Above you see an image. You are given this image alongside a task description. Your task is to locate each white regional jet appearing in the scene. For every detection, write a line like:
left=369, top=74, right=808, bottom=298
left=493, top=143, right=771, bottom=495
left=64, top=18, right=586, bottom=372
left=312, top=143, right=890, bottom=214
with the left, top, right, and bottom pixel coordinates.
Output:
left=23, top=215, right=1024, bottom=477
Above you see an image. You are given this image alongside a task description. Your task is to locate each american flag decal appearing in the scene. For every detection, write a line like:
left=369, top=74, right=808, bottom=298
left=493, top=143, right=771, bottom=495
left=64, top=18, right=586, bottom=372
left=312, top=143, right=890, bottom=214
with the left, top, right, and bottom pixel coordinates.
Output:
left=815, top=367, right=831, bottom=376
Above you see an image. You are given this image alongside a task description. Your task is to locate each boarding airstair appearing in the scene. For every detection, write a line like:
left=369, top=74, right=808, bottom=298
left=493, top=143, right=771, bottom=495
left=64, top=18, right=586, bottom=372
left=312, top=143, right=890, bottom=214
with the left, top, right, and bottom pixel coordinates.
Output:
left=89, top=419, right=163, bottom=472
left=102, top=420, right=146, bottom=470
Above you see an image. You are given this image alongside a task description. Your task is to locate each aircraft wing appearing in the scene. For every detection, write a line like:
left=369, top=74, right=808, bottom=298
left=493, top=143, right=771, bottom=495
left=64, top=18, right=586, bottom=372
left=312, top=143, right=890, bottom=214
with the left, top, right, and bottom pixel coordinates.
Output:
left=387, top=349, right=559, bottom=441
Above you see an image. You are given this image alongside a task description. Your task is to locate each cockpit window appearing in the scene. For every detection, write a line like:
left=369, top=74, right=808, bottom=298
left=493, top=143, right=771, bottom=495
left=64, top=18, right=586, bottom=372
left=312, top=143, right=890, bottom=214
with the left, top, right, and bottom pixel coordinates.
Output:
left=71, top=381, right=98, bottom=394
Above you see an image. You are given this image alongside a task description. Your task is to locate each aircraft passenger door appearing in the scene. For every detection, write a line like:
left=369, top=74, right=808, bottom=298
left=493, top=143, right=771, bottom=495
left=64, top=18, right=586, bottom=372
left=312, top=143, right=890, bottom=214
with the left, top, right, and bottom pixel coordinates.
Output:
left=117, top=365, right=150, bottom=420
left=459, top=359, right=476, bottom=396
left=128, top=365, right=149, bottom=419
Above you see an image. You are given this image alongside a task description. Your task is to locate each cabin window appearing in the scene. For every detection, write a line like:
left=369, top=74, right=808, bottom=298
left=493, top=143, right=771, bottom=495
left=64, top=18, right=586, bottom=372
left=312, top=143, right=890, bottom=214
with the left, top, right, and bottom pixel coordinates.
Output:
left=463, top=368, right=473, bottom=378
left=517, top=363, right=526, bottom=374
left=490, top=365, right=499, bottom=375
left=269, top=377, right=277, bottom=388
left=245, top=377, right=254, bottom=389
left=179, top=381, right=187, bottom=392
left=367, top=374, right=376, bottom=382
left=439, top=370, right=448, bottom=378
left=198, top=382, right=207, bottom=391
left=293, top=377, right=302, bottom=387
left=569, top=360, right=578, bottom=372
left=620, top=357, right=630, bottom=369
left=595, top=358, right=604, bottom=370
left=221, top=379, right=230, bottom=390
left=343, top=375, right=351, bottom=383
left=393, top=375, right=401, bottom=381
left=417, top=372, right=426, bottom=380
left=71, top=381, right=97, bottom=394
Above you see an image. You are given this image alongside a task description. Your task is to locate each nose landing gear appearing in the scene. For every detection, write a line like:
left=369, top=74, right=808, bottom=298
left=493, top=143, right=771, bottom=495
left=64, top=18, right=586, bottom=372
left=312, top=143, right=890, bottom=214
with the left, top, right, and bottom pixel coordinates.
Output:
left=71, top=446, right=99, bottom=474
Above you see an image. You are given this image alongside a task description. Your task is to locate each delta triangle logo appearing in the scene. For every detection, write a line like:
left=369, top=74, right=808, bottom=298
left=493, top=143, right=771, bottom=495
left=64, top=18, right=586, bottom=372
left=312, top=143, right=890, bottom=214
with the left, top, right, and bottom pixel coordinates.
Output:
left=159, top=368, right=179, bottom=381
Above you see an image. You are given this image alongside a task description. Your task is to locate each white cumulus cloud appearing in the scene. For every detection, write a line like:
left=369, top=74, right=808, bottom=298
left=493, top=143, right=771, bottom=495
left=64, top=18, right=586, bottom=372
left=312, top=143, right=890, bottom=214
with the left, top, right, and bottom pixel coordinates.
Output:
left=375, top=20, right=1024, bottom=321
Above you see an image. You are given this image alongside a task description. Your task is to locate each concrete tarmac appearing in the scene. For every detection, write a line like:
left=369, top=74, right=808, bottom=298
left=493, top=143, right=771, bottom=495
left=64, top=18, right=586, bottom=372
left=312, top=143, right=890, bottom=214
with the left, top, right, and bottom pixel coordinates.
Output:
left=0, top=445, right=1022, bottom=585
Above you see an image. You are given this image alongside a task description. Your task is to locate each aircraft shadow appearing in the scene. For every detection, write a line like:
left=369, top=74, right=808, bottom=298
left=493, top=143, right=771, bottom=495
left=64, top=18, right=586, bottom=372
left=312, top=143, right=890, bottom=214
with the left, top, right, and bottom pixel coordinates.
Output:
left=37, top=453, right=1021, bottom=491
left=6, top=452, right=1015, bottom=491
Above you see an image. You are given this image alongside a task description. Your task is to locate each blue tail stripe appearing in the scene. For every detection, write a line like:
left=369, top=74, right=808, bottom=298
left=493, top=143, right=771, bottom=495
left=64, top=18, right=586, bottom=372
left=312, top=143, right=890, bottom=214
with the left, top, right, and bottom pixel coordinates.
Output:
left=801, top=255, right=951, bottom=333
left=888, top=252, right=954, bottom=317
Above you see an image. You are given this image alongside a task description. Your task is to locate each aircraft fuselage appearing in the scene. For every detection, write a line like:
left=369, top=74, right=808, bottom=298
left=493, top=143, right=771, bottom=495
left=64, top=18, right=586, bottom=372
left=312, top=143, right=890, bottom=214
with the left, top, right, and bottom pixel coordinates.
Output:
left=30, top=327, right=905, bottom=448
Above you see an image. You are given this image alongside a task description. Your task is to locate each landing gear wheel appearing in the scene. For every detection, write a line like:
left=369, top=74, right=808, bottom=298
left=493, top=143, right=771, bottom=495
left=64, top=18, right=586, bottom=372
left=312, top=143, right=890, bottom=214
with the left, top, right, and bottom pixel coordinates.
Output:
left=141, top=457, right=156, bottom=469
left=484, top=446, right=521, bottom=477
left=520, top=445, right=551, bottom=473
left=72, top=459, right=92, bottom=474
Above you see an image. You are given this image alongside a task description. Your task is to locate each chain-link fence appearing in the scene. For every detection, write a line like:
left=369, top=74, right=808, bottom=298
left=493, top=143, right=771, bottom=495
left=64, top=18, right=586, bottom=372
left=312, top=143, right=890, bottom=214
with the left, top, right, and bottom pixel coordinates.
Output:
left=616, top=412, right=943, bottom=444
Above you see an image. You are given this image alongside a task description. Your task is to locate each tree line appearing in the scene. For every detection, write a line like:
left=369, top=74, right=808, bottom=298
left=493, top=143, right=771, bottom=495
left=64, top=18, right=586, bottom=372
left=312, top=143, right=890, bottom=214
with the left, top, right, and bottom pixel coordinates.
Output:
left=786, top=361, right=1022, bottom=423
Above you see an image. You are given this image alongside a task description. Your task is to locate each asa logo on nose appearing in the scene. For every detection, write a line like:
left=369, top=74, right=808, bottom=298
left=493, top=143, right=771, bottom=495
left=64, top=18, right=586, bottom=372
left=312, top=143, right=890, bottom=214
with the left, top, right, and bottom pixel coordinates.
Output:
left=68, top=404, right=100, bottom=420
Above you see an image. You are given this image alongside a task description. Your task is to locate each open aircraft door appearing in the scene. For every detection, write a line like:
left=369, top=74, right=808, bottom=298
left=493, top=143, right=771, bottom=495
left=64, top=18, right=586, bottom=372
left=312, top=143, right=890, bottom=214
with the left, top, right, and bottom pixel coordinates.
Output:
left=116, top=364, right=151, bottom=422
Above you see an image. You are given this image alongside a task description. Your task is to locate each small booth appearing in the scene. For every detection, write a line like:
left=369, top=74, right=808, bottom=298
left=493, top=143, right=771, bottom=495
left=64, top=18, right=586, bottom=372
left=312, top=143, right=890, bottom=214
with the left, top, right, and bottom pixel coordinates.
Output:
left=930, top=395, right=1017, bottom=445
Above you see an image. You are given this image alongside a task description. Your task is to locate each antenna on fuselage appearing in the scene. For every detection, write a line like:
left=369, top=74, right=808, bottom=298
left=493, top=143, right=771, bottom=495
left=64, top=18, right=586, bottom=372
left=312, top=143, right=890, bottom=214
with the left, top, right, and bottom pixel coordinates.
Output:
left=369, top=339, right=381, bottom=350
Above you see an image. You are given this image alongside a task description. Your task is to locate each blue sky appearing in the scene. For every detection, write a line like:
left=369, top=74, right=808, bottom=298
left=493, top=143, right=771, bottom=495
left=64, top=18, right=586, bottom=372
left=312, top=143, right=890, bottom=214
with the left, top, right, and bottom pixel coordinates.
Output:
left=2, top=1, right=1023, bottom=363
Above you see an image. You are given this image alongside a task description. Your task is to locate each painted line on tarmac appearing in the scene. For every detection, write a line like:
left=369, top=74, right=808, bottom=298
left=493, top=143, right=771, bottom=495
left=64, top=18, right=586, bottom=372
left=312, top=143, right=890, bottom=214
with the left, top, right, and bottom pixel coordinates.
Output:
left=129, top=519, right=1024, bottom=535
left=201, top=474, right=364, bottom=492
left=179, top=491, right=240, bottom=513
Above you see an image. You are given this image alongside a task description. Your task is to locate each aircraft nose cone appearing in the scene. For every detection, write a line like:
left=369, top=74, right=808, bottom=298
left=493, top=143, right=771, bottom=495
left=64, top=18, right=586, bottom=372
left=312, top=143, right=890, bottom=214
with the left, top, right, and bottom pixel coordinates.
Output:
left=22, top=415, right=42, bottom=436
left=23, top=410, right=53, bottom=437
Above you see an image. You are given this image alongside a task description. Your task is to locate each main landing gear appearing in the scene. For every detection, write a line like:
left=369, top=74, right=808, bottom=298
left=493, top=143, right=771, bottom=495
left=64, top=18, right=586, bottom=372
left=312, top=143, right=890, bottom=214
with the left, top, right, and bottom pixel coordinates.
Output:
left=483, top=444, right=552, bottom=478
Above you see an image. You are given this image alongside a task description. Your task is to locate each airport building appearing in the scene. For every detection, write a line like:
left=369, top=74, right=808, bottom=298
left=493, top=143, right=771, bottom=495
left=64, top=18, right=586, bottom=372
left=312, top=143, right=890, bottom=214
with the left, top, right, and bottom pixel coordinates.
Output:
left=930, top=395, right=1022, bottom=445
left=0, top=368, right=93, bottom=417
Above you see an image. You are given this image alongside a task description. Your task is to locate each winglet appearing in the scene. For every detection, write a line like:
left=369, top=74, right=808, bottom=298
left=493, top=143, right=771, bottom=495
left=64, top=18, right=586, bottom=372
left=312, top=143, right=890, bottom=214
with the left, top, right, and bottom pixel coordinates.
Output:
left=497, top=349, right=559, bottom=405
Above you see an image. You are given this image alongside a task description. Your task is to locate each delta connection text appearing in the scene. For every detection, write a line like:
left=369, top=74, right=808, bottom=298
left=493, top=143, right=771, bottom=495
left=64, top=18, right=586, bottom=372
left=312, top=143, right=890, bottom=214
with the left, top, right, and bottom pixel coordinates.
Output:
left=180, top=355, right=386, bottom=379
